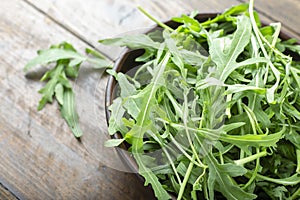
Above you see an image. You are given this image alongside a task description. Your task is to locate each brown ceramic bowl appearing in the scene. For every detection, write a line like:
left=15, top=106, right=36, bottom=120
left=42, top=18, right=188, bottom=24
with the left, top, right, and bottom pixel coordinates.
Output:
left=105, top=13, right=298, bottom=198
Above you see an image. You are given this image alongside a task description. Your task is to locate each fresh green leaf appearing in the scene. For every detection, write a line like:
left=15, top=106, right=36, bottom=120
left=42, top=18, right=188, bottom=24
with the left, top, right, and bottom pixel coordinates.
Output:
left=55, top=83, right=64, bottom=105
left=24, top=49, right=86, bottom=72
left=60, top=88, right=83, bottom=138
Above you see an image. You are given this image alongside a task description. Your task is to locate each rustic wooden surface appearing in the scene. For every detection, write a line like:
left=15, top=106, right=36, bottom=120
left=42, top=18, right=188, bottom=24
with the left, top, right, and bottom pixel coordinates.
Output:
left=0, top=0, right=299, bottom=199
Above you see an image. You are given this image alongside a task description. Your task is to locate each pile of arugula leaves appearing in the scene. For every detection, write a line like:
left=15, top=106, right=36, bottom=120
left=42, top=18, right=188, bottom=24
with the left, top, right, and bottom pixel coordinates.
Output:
left=25, top=0, right=299, bottom=199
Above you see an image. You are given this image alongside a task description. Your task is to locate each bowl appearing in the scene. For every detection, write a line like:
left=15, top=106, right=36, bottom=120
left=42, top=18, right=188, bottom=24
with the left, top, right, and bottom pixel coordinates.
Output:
left=105, top=13, right=299, bottom=199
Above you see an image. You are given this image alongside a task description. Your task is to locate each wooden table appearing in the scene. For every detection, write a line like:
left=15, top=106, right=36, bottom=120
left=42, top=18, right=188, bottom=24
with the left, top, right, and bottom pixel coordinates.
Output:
left=0, top=0, right=299, bottom=199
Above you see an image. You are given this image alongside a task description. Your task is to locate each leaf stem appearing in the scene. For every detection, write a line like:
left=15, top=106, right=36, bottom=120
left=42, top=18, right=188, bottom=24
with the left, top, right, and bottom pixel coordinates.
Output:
left=296, top=149, right=300, bottom=173
left=249, top=0, right=280, bottom=103
left=245, top=172, right=300, bottom=185
left=138, top=7, right=174, bottom=32
left=237, top=99, right=245, bottom=160
left=177, top=154, right=195, bottom=200
left=242, top=148, right=261, bottom=189
left=234, top=150, right=267, bottom=165
left=183, top=90, right=204, bottom=168
left=169, top=134, right=203, bottom=168
left=162, top=147, right=182, bottom=185
left=263, top=22, right=281, bottom=84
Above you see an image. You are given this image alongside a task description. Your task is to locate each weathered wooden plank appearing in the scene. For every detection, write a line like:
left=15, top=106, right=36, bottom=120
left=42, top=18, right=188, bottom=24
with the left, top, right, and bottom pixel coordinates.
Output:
left=25, top=0, right=242, bottom=60
left=0, top=0, right=154, bottom=199
left=2, top=0, right=299, bottom=199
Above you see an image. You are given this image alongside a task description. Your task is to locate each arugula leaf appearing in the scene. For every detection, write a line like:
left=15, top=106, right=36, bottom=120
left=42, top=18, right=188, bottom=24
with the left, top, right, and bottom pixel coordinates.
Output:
left=60, top=88, right=83, bottom=137
left=54, top=83, right=64, bottom=105
left=37, top=64, right=65, bottom=110
left=24, top=49, right=86, bottom=72
left=206, top=153, right=256, bottom=200
left=107, top=97, right=127, bottom=135
left=207, top=15, right=253, bottom=82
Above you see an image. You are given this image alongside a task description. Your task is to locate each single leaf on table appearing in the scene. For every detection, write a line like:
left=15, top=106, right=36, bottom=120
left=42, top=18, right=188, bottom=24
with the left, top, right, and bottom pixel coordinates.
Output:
left=54, top=83, right=64, bottom=105
left=24, top=49, right=86, bottom=72
left=60, top=88, right=83, bottom=138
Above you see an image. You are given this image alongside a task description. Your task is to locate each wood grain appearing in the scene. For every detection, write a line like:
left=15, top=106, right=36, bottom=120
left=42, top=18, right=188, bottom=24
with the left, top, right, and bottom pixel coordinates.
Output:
left=0, top=0, right=299, bottom=199
left=25, top=0, right=242, bottom=60
left=0, top=0, right=153, bottom=199
left=0, top=183, right=17, bottom=200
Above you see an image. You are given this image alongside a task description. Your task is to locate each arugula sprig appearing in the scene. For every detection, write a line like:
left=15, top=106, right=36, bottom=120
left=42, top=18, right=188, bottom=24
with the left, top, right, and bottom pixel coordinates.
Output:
left=25, top=42, right=112, bottom=137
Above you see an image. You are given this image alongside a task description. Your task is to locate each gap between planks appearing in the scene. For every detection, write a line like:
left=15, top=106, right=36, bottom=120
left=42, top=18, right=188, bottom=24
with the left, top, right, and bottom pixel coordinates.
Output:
left=0, top=182, right=18, bottom=200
